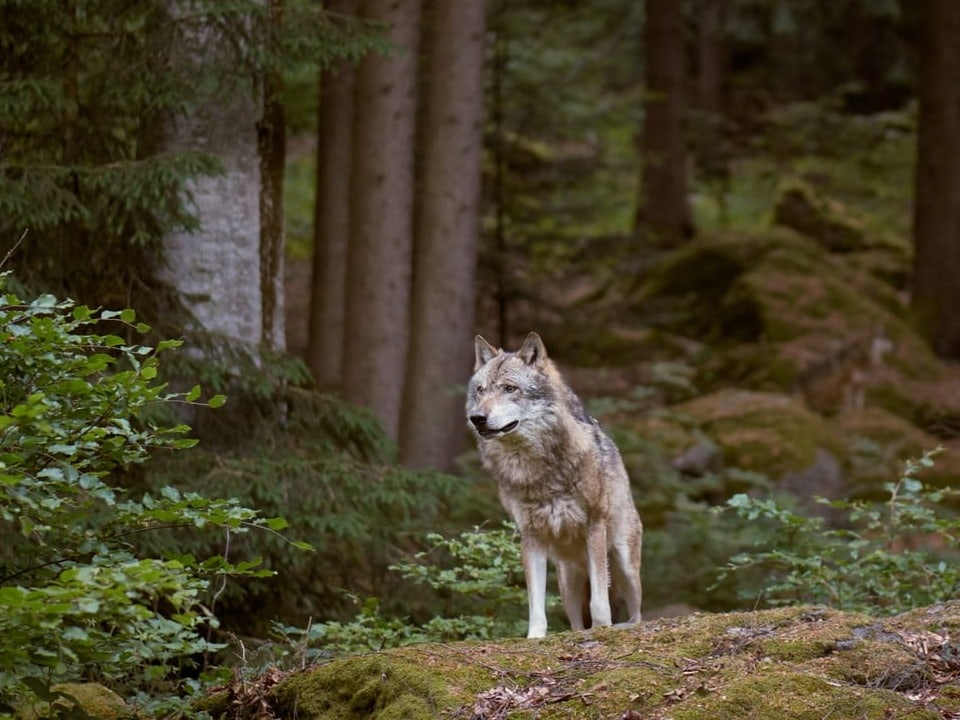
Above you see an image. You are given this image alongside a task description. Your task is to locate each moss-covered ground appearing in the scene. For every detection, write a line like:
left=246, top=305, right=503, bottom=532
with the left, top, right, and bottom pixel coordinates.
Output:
left=193, top=603, right=960, bottom=719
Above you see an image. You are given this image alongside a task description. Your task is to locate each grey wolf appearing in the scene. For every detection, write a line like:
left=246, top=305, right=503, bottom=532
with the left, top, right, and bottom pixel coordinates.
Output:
left=466, top=331, right=643, bottom=638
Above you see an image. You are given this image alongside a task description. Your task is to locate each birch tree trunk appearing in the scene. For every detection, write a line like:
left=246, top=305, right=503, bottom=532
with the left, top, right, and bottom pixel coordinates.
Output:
left=306, top=0, right=358, bottom=390
left=341, top=0, right=421, bottom=439
left=156, top=4, right=284, bottom=352
left=399, top=0, right=487, bottom=471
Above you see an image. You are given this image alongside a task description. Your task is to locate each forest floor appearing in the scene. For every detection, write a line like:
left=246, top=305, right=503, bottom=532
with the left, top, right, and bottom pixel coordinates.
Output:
left=203, top=602, right=960, bottom=719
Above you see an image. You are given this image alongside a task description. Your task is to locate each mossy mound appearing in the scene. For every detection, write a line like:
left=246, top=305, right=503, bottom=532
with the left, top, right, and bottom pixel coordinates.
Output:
left=634, top=229, right=960, bottom=486
left=730, top=242, right=901, bottom=345
left=773, top=177, right=874, bottom=253
left=272, top=654, right=457, bottom=720
left=631, top=230, right=786, bottom=342
left=670, top=389, right=842, bottom=477
left=18, top=683, right=131, bottom=720
left=833, top=407, right=960, bottom=495
left=239, top=603, right=960, bottom=720
left=636, top=229, right=912, bottom=395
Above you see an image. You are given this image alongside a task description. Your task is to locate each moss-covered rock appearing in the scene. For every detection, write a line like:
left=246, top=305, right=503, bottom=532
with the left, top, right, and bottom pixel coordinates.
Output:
left=256, top=603, right=960, bottom=720
left=833, top=407, right=960, bottom=495
left=272, top=654, right=460, bottom=720
left=773, top=178, right=871, bottom=253
left=18, top=683, right=130, bottom=720
left=670, top=389, right=843, bottom=477
left=631, top=230, right=788, bottom=342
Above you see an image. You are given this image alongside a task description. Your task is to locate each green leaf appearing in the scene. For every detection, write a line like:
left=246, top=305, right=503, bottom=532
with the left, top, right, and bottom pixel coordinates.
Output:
left=264, top=517, right=289, bottom=531
left=208, top=394, right=227, bottom=409
left=48, top=443, right=78, bottom=456
left=76, top=598, right=100, bottom=614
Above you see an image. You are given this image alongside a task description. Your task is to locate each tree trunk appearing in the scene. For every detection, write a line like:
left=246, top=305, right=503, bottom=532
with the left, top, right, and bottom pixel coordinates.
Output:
left=637, top=0, right=692, bottom=247
left=912, top=0, right=960, bottom=358
left=399, top=0, right=487, bottom=471
left=341, top=0, right=421, bottom=439
left=259, top=0, right=286, bottom=352
left=696, top=0, right=727, bottom=178
left=306, top=0, right=358, bottom=390
left=156, top=5, right=269, bottom=349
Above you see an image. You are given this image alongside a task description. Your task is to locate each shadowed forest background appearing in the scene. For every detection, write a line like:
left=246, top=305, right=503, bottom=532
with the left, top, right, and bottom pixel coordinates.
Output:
left=3, top=0, right=960, bottom=713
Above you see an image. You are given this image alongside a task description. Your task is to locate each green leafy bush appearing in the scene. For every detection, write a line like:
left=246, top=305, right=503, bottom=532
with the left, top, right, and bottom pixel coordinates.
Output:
left=264, top=524, right=529, bottom=664
left=0, top=275, right=292, bottom=714
left=390, top=523, right=528, bottom=636
left=139, top=390, right=473, bottom=635
left=716, top=448, right=959, bottom=614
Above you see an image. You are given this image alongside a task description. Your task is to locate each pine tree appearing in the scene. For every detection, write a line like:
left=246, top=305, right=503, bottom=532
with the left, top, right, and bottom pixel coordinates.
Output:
left=0, top=2, right=219, bottom=313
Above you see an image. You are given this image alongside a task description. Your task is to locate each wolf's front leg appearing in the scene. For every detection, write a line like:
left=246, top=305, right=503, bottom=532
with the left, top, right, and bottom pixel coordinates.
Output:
left=586, top=523, right=612, bottom=628
left=521, top=535, right=549, bottom=638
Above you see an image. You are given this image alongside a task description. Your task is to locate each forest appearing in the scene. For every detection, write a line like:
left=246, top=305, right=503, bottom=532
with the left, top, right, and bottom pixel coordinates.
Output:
left=2, top=0, right=960, bottom=716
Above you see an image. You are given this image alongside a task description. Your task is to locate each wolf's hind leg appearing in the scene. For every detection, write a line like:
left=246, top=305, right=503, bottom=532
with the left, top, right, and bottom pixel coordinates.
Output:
left=586, top=523, right=613, bottom=628
left=610, top=535, right=642, bottom=623
left=557, top=560, right=589, bottom=631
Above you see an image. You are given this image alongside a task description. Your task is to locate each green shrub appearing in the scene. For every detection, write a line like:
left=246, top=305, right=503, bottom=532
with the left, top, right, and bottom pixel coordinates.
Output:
left=716, top=448, right=959, bottom=614
left=264, top=524, right=530, bottom=663
left=139, top=390, right=473, bottom=634
left=0, top=275, right=295, bottom=715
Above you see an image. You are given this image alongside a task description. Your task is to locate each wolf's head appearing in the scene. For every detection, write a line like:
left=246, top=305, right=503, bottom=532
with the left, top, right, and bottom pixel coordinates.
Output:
left=466, top=332, right=555, bottom=441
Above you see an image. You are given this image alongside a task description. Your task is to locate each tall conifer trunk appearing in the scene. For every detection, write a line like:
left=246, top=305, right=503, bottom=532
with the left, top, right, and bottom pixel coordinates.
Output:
left=341, top=0, right=421, bottom=439
left=912, top=0, right=960, bottom=357
left=696, top=0, right=728, bottom=182
left=306, top=0, right=358, bottom=390
left=637, top=0, right=692, bottom=247
left=400, top=0, right=487, bottom=471
left=259, top=0, right=287, bottom=352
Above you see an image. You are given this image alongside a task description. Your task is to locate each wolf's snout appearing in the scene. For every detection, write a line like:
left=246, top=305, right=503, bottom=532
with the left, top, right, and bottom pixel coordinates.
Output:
left=470, top=415, right=520, bottom=438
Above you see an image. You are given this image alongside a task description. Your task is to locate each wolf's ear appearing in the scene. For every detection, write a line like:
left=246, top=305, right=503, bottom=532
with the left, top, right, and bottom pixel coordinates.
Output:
left=518, top=332, right=547, bottom=366
left=474, top=335, right=500, bottom=371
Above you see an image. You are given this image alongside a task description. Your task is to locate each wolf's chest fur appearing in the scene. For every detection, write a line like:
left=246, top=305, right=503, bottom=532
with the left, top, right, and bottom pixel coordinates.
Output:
left=480, top=427, right=601, bottom=546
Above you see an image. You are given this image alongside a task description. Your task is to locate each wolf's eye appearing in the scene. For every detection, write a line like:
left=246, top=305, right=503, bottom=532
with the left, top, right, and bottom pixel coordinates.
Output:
left=475, top=384, right=485, bottom=395
left=503, top=384, right=519, bottom=394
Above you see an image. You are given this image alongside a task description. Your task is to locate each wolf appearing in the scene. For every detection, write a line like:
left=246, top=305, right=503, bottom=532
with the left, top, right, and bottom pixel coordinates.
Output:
left=466, top=331, right=643, bottom=638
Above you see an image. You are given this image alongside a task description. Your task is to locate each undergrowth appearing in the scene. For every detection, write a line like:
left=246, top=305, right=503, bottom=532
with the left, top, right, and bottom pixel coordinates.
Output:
left=717, top=447, right=960, bottom=614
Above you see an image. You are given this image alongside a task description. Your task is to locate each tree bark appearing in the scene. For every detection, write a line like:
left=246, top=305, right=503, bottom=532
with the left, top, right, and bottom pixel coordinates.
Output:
left=696, top=0, right=727, bottom=178
left=259, top=0, right=286, bottom=352
left=342, top=0, right=421, bottom=439
left=912, top=0, right=960, bottom=358
left=399, top=0, right=487, bottom=471
left=156, top=4, right=269, bottom=349
left=637, top=0, right=692, bottom=247
left=306, top=0, right=358, bottom=390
